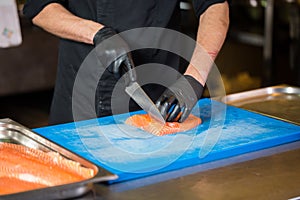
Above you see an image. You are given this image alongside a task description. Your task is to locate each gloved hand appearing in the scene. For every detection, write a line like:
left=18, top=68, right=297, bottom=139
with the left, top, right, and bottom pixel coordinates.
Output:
left=156, top=75, right=204, bottom=122
left=93, top=27, right=136, bottom=85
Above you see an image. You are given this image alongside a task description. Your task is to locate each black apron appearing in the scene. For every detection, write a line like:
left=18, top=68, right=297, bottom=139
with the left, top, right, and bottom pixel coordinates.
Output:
left=49, top=0, right=183, bottom=125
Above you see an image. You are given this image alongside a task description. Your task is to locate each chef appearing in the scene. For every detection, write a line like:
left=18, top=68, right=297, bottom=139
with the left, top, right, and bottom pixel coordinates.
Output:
left=23, top=0, right=229, bottom=125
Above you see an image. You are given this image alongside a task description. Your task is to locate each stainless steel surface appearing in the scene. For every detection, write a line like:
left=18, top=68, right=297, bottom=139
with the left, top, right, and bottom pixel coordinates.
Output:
left=125, top=82, right=165, bottom=123
left=0, top=118, right=117, bottom=200
left=86, top=86, right=300, bottom=199
left=222, top=85, right=300, bottom=125
left=3, top=85, right=298, bottom=199
left=75, top=141, right=300, bottom=200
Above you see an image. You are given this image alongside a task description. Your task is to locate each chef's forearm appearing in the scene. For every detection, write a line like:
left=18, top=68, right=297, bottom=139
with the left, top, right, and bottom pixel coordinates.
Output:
left=32, top=3, right=103, bottom=45
left=184, top=1, right=229, bottom=86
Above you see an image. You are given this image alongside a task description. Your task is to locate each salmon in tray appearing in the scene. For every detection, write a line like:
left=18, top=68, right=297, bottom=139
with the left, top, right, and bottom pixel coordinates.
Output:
left=0, top=118, right=117, bottom=200
left=0, top=142, right=94, bottom=195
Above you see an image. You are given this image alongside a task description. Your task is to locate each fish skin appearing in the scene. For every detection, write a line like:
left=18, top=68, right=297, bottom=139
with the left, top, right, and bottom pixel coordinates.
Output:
left=125, top=114, right=202, bottom=136
left=0, top=142, right=94, bottom=195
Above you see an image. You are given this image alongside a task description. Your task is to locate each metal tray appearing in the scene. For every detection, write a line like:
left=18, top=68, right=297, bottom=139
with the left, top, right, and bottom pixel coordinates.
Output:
left=0, top=118, right=118, bottom=200
left=221, top=85, right=300, bottom=125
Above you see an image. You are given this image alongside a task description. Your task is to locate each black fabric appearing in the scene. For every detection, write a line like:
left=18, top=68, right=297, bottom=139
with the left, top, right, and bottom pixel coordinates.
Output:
left=23, top=0, right=225, bottom=125
left=192, top=0, right=227, bottom=18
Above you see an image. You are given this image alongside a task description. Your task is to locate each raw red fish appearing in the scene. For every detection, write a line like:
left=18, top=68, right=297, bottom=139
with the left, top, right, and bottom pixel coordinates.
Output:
left=125, top=114, right=201, bottom=136
left=0, top=177, right=46, bottom=195
left=0, top=142, right=95, bottom=195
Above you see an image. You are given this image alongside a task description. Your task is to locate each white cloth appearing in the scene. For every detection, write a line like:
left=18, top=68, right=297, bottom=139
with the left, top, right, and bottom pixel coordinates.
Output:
left=0, top=0, right=22, bottom=48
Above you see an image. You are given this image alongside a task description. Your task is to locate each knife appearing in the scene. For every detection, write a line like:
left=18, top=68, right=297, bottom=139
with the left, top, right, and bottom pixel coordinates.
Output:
left=125, top=82, right=165, bottom=124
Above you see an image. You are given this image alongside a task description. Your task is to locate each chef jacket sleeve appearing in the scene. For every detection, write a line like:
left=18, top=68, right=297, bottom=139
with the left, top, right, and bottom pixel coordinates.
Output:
left=23, top=0, right=66, bottom=19
left=192, top=0, right=229, bottom=18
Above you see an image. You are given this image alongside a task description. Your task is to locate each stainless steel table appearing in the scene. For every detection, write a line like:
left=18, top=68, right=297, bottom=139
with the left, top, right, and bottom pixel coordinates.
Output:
left=76, top=86, right=300, bottom=199
left=77, top=141, right=300, bottom=199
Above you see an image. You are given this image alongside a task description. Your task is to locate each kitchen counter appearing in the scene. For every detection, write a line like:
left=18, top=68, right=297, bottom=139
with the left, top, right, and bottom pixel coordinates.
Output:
left=91, top=141, right=300, bottom=200
left=76, top=86, right=300, bottom=200
left=1, top=86, right=299, bottom=200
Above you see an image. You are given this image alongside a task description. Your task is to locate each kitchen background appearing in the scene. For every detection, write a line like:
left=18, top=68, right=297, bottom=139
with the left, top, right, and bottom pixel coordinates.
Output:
left=0, top=0, right=299, bottom=128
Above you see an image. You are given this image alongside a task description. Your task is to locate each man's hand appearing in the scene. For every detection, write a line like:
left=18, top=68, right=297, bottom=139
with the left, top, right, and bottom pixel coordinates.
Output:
left=93, top=27, right=136, bottom=85
left=156, top=75, right=204, bottom=122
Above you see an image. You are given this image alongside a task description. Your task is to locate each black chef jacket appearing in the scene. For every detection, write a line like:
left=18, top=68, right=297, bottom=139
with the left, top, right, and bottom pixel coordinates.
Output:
left=23, top=0, right=226, bottom=125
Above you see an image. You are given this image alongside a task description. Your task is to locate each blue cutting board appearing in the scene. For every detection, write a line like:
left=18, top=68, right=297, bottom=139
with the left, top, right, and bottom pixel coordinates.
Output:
left=34, top=99, right=300, bottom=183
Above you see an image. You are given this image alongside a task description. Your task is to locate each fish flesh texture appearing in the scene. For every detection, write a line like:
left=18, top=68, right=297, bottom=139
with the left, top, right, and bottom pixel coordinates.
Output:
left=0, top=142, right=95, bottom=195
left=125, top=114, right=201, bottom=136
left=0, top=177, right=46, bottom=195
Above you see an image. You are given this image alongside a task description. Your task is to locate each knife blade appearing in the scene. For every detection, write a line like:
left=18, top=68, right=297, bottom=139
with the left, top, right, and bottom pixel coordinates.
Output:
left=125, top=82, right=165, bottom=124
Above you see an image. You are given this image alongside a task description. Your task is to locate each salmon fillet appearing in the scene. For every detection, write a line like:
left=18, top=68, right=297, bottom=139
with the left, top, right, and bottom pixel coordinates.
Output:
left=0, top=177, right=46, bottom=195
left=125, top=114, right=201, bottom=136
left=0, top=142, right=95, bottom=195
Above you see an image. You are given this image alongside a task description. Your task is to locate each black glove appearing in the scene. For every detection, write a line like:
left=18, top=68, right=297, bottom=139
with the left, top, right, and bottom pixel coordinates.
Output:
left=93, top=27, right=136, bottom=85
left=156, top=75, right=204, bottom=122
